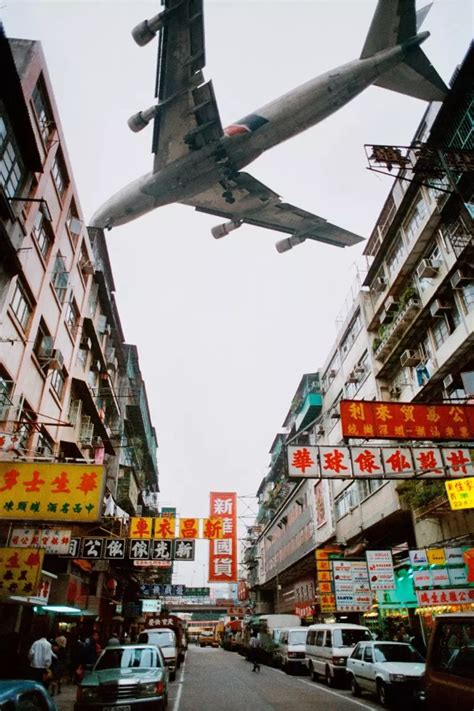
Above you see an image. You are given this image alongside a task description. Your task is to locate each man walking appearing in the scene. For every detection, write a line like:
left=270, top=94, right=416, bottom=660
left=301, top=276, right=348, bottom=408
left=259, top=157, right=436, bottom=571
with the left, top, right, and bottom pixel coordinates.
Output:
left=28, top=631, right=55, bottom=688
left=249, top=632, right=260, bottom=672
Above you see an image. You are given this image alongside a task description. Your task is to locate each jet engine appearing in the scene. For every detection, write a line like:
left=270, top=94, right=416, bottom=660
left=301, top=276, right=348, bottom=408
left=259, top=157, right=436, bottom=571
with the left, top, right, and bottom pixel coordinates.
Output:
left=211, top=220, right=242, bottom=240
left=275, top=235, right=307, bottom=253
left=132, top=12, right=165, bottom=46
left=127, top=106, right=159, bottom=133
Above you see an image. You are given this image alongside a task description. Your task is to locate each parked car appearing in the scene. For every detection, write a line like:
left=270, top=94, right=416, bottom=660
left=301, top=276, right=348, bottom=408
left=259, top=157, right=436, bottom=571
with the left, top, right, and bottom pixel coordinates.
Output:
left=305, top=623, right=372, bottom=686
left=346, top=640, right=425, bottom=707
left=138, top=628, right=178, bottom=681
left=274, top=627, right=307, bottom=673
left=0, top=680, right=59, bottom=711
left=422, top=613, right=474, bottom=711
left=198, top=631, right=219, bottom=648
left=74, top=644, right=168, bottom=711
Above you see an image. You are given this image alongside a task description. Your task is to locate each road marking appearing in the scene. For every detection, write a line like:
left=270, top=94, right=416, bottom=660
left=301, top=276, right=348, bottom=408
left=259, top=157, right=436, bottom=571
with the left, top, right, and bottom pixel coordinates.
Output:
left=298, top=679, right=375, bottom=710
left=172, top=659, right=185, bottom=711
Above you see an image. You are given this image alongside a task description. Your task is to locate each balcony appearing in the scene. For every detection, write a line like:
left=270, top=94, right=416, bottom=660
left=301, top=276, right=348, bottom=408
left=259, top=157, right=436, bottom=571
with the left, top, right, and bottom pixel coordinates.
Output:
left=295, top=392, right=323, bottom=431
left=373, top=296, right=422, bottom=363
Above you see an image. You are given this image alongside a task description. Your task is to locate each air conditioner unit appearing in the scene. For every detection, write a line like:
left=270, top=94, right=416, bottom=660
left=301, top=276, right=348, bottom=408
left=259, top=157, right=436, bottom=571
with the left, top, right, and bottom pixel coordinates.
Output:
left=328, top=369, right=337, bottom=378
left=400, top=349, right=422, bottom=367
left=389, top=385, right=402, bottom=398
left=430, top=299, right=451, bottom=317
left=37, top=335, right=54, bottom=359
left=49, top=349, right=64, bottom=371
left=450, top=269, right=470, bottom=289
left=379, top=308, right=394, bottom=325
left=330, top=407, right=340, bottom=419
left=443, top=373, right=454, bottom=390
left=80, top=336, right=92, bottom=350
left=317, top=426, right=325, bottom=436
left=416, top=259, right=441, bottom=280
left=373, top=276, right=388, bottom=292
left=347, top=371, right=359, bottom=383
left=354, top=366, right=366, bottom=375
left=136, top=505, right=143, bottom=516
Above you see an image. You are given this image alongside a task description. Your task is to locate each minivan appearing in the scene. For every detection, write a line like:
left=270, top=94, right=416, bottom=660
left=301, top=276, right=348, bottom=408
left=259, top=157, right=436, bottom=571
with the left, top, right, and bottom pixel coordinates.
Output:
left=138, top=628, right=178, bottom=681
left=423, top=613, right=474, bottom=710
left=275, top=627, right=308, bottom=673
left=305, top=623, right=372, bottom=686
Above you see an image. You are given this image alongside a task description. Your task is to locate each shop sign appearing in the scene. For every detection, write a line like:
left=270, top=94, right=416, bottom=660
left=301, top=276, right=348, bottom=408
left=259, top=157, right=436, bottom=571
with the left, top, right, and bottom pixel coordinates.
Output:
left=208, top=492, right=237, bottom=583
left=320, top=593, right=336, bottom=613
left=9, top=527, right=71, bottom=554
left=287, top=444, right=473, bottom=480
left=173, top=539, right=195, bottom=561
left=154, top=517, right=175, bottom=539
left=130, top=517, right=153, bottom=539
left=426, top=548, right=446, bottom=566
left=0, top=547, right=44, bottom=597
left=448, top=567, right=468, bottom=586
left=184, top=587, right=210, bottom=597
left=133, top=560, right=172, bottom=567
left=0, top=432, right=21, bottom=453
left=445, top=547, right=465, bottom=565
left=141, top=599, right=162, bottom=613
left=409, top=549, right=428, bottom=566
left=0, top=462, right=104, bottom=521
left=416, top=587, right=474, bottom=606
left=445, top=477, right=474, bottom=509
left=366, top=550, right=395, bottom=590
left=179, top=518, right=200, bottom=539
left=103, top=538, right=126, bottom=559
left=340, top=400, right=474, bottom=441
left=413, top=571, right=432, bottom=588
left=333, top=560, right=371, bottom=610
left=152, top=540, right=173, bottom=561
left=140, top=584, right=186, bottom=597
left=431, top=568, right=450, bottom=586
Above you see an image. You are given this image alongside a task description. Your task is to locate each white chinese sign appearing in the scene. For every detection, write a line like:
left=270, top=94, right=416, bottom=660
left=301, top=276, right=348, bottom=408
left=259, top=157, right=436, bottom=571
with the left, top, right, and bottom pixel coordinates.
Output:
left=366, top=550, right=395, bottom=590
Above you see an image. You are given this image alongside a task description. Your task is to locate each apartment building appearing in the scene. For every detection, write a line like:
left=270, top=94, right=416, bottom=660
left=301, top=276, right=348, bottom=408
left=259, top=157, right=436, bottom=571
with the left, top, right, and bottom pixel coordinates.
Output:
left=244, top=44, right=473, bottom=627
left=0, top=32, right=160, bottom=643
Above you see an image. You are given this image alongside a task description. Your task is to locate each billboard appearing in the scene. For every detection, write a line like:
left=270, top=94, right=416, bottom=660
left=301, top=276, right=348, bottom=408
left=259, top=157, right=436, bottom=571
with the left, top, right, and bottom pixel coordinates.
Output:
left=208, top=492, right=237, bottom=583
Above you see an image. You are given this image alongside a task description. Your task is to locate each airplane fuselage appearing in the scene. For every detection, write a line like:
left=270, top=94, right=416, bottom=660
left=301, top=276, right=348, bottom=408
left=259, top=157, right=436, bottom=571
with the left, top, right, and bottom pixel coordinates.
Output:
left=90, top=41, right=416, bottom=229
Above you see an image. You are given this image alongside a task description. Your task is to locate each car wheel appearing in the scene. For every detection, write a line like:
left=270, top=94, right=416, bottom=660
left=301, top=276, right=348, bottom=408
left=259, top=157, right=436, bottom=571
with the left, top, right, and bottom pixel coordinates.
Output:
left=325, top=667, right=334, bottom=687
left=350, top=675, right=362, bottom=697
left=377, top=680, right=391, bottom=708
left=309, top=662, right=317, bottom=681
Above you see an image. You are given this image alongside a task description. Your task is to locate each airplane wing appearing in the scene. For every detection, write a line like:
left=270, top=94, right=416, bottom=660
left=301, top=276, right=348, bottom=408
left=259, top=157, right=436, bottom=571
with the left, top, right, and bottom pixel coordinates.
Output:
left=151, top=0, right=223, bottom=172
left=181, top=172, right=364, bottom=251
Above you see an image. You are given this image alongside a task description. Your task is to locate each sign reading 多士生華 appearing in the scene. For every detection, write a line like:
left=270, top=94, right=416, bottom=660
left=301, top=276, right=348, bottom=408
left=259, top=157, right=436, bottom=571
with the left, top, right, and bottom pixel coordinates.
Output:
left=0, top=463, right=104, bottom=522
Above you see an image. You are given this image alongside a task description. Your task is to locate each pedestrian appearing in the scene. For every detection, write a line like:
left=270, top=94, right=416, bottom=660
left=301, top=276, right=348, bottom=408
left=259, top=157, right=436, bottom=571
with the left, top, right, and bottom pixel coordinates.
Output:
left=107, top=632, right=120, bottom=646
left=249, top=632, right=260, bottom=672
left=28, top=632, right=56, bottom=688
left=81, top=631, right=102, bottom=667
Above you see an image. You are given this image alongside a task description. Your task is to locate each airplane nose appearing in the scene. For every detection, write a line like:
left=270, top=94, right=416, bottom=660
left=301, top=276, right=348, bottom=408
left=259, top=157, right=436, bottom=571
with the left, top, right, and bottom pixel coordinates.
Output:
left=89, top=202, right=114, bottom=230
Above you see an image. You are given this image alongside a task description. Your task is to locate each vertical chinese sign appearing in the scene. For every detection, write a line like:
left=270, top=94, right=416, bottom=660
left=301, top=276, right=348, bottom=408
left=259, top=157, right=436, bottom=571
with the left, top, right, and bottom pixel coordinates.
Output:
left=208, top=492, right=237, bottom=583
left=0, top=548, right=44, bottom=598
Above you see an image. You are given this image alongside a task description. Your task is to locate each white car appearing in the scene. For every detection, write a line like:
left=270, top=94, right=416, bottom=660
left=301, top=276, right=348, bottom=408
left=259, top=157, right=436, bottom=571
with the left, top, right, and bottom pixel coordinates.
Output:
left=346, top=641, right=425, bottom=707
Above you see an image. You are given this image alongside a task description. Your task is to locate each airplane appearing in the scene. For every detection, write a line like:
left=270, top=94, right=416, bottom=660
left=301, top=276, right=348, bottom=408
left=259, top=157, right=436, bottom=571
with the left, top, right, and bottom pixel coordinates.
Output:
left=89, top=0, right=448, bottom=253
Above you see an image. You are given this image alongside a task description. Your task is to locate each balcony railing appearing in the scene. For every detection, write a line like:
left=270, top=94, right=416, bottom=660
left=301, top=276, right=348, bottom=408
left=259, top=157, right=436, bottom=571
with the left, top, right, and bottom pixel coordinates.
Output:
left=374, top=296, right=422, bottom=361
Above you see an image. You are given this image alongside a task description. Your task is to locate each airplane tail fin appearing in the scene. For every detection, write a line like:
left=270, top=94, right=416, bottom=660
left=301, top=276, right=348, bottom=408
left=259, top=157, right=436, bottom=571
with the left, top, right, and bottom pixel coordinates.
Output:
left=361, top=0, right=448, bottom=102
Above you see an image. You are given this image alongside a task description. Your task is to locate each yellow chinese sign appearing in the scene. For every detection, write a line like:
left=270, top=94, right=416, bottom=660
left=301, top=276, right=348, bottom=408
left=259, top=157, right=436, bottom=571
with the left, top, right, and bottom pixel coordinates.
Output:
left=179, top=518, right=200, bottom=539
left=426, top=548, right=446, bottom=565
left=320, top=593, right=336, bottom=613
left=446, top=477, right=474, bottom=510
left=202, top=518, right=224, bottom=539
left=130, top=517, right=153, bottom=538
left=0, top=463, right=104, bottom=522
left=153, top=517, right=176, bottom=539
left=0, top=547, right=44, bottom=597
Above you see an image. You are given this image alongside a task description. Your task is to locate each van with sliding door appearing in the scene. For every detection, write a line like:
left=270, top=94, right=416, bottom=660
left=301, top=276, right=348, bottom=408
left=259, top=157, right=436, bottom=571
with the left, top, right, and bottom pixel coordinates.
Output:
left=305, top=623, right=371, bottom=687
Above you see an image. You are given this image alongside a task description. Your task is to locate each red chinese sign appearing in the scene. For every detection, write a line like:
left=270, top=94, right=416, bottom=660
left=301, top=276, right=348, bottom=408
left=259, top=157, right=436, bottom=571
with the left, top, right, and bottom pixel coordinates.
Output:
left=0, top=462, right=104, bottom=521
left=0, top=547, right=44, bottom=598
left=340, top=400, right=474, bottom=440
left=416, top=587, right=474, bottom=607
left=208, top=492, right=237, bottom=583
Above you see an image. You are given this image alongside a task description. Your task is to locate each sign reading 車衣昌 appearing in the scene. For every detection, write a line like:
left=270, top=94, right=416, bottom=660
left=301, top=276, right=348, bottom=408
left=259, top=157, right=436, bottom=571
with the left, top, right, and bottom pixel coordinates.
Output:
left=287, top=444, right=473, bottom=480
left=0, top=462, right=104, bottom=521
left=340, top=400, right=474, bottom=441
left=0, top=547, right=44, bottom=597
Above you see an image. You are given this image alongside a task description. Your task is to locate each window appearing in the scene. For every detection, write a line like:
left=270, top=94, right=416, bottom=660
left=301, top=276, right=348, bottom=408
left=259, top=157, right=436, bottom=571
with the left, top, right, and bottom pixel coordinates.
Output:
left=325, top=631, right=332, bottom=647
left=50, top=368, right=65, bottom=399
left=51, top=253, right=69, bottom=303
left=417, top=243, right=442, bottom=292
left=363, top=646, right=373, bottom=662
left=51, top=152, right=67, bottom=197
left=315, top=631, right=325, bottom=646
left=36, top=430, right=54, bottom=457
left=431, top=301, right=461, bottom=350
left=64, top=297, right=79, bottom=333
left=32, top=211, right=53, bottom=260
left=15, top=404, right=36, bottom=453
left=10, top=280, right=32, bottom=331
left=386, top=233, right=405, bottom=276
left=0, top=374, right=14, bottom=420
left=403, top=192, right=428, bottom=243
left=0, top=113, right=24, bottom=198
left=335, top=484, right=358, bottom=519
left=459, top=281, right=474, bottom=313
left=339, top=311, right=362, bottom=361
left=67, top=202, right=83, bottom=243
left=358, top=478, right=383, bottom=501
left=32, top=79, right=54, bottom=143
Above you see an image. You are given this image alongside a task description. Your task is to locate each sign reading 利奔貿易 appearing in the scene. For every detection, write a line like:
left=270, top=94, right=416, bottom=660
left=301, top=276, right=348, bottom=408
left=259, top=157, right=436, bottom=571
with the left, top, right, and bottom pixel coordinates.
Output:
left=0, top=547, right=44, bottom=597
left=208, top=492, right=237, bottom=583
left=0, top=463, right=104, bottom=521
left=340, top=400, right=474, bottom=441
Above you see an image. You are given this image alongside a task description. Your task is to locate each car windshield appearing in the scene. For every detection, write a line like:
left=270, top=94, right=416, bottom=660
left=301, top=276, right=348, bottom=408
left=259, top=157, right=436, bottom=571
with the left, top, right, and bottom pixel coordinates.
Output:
left=334, top=629, right=372, bottom=647
left=95, top=647, right=160, bottom=670
left=201, top=632, right=213, bottom=637
left=374, top=644, right=424, bottom=663
left=288, top=631, right=307, bottom=645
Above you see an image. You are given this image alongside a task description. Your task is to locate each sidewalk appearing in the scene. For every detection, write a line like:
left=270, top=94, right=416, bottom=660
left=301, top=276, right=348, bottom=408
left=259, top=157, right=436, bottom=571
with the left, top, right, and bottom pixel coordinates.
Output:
left=51, top=682, right=76, bottom=711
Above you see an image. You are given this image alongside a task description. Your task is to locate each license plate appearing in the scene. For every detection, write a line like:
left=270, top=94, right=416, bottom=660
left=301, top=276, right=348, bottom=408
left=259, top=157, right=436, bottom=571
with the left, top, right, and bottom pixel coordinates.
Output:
left=103, top=705, right=131, bottom=711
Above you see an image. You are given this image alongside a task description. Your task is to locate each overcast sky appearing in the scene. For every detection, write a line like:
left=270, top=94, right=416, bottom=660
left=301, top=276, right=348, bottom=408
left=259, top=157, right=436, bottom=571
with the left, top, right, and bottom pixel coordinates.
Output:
left=3, top=0, right=472, bottom=585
